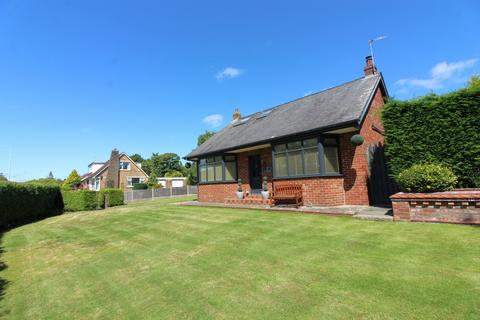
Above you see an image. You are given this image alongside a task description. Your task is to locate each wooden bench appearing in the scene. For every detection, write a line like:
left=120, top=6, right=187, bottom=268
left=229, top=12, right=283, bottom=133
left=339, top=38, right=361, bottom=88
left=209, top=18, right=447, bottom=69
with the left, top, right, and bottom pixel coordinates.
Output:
left=271, top=184, right=303, bottom=208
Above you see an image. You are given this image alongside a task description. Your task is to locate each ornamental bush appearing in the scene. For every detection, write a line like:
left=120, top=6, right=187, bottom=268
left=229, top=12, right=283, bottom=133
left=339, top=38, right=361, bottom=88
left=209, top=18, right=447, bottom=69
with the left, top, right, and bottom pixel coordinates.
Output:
left=0, top=182, right=64, bottom=228
left=132, top=183, right=148, bottom=190
left=382, top=87, right=480, bottom=187
left=100, top=188, right=124, bottom=207
left=62, top=190, right=98, bottom=212
left=396, top=164, right=457, bottom=193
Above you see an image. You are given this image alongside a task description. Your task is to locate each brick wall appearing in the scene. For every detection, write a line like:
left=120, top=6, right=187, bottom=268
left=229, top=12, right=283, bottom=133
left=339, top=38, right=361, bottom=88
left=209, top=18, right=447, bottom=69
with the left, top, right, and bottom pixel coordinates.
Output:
left=198, top=84, right=386, bottom=206
left=391, top=191, right=480, bottom=224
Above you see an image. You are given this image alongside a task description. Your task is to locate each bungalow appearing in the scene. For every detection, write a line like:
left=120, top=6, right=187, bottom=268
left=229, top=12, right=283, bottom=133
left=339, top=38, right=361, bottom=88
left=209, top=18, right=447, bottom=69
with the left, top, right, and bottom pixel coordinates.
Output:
left=81, top=149, right=149, bottom=191
left=186, top=56, right=397, bottom=207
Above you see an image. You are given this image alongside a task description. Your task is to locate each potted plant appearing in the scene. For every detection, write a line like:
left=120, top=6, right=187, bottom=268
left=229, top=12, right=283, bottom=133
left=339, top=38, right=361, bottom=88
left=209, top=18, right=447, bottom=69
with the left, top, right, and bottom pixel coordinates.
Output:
left=261, top=176, right=269, bottom=199
left=236, top=179, right=244, bottom=199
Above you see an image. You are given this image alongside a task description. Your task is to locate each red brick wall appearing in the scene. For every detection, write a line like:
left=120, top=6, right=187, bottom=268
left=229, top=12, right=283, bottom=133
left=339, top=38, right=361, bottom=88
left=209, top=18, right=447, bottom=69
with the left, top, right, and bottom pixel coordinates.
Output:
left=391, top=191, right=480, bottom=224
left=343, top=86, right=386, bottom=205
left=198, top=85, right=386, bottom=206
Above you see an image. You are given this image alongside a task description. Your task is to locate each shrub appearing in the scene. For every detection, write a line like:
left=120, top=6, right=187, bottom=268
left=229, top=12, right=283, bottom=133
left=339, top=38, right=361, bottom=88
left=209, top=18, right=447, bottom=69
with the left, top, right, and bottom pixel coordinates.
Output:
left=396, top=164, right=457, bottom=193
left=63, top=170, right=82, bottom=189
left=62, top=190, right=98, bottom=212
left=133, top=183, right=148, bottom=190
left=100, top=189, right=124, bottom=207
left=382, top=87, right=480, bottom=187
left=0, top=182, right=63, bottom=228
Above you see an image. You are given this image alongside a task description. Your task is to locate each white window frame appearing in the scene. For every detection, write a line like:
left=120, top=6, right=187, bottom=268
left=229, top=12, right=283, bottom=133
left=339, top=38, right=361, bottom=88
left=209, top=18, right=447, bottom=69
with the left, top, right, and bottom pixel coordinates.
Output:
left=127, top=176, right=146, bottom=187
left=119, top=161, right=131, bottom=171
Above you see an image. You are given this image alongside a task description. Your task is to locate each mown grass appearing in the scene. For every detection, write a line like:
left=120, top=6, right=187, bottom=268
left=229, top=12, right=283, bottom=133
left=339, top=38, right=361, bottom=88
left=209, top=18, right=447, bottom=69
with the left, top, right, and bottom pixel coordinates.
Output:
left=0, top=196, right=479, bottom=319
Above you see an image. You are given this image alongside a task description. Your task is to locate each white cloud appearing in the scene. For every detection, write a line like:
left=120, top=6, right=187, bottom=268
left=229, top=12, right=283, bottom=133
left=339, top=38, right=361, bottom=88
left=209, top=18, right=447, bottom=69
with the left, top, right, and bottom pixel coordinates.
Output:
left=216, top=67, right=243, bottom=80
left=203, top=114, right=223, bottom=127
left=396, top=58, right=478, bottom=92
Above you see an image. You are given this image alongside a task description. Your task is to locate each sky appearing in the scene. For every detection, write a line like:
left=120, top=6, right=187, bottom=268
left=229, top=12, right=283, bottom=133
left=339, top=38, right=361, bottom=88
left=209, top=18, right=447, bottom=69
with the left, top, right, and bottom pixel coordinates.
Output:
left=0, top=0, right=479, bottom=181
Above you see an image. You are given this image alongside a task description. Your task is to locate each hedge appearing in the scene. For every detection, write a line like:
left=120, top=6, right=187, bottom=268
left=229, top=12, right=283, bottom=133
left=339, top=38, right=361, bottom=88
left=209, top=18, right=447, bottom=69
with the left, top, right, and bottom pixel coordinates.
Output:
left=62, top=190, right=98, bottom=212
left=132, top=183, right=148, bottom=190
left=100, top=188, right=124, bottom=207
left=382, top=87, right=480, bottom=187
left=0, top=182, right=64, bottom=228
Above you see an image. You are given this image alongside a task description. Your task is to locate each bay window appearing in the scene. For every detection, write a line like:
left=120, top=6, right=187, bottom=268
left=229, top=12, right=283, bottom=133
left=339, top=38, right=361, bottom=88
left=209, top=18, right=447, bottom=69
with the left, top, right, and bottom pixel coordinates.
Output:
left=199, top=155, right=237, bottom=183
left=273, top=136, right=340, bottom=178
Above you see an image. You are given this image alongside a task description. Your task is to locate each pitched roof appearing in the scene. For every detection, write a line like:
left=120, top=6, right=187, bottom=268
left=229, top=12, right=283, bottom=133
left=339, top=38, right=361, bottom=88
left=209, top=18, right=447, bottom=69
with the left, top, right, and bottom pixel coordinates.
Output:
left=81, top=153, right=149, bottom=181
left=186, top=74, right=385, bottom=159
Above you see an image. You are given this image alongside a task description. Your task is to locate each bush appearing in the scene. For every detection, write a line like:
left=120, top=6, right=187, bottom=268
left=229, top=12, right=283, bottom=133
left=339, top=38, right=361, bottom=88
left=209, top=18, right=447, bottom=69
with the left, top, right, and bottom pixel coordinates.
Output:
left=382, top=87, right=480, bottom=187
left=62, top=190, right=98, bottom=212
left=396, top=164, right=457, bottom=193
left=133, top=183, right=148, bottom=190
left=100, top=189, right=124, bottom=207
left=0, top=182, right=64, bottom=228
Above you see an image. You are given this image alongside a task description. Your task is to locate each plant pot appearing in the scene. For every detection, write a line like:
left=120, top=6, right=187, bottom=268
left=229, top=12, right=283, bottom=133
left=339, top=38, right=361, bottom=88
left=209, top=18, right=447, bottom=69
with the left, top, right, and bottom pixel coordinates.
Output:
left=261, top=191, right=269, bottom=200
left=236, top=191, right=244, bottom=199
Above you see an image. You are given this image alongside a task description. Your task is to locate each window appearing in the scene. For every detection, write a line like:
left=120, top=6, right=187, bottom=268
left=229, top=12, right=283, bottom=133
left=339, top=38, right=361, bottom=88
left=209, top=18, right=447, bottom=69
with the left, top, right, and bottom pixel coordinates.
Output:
left=273, top=137, right=340, bottom=177
left=199, top=155, right=237, bottom=183
left=120, top=161, right=130, bottom=170
left=127, top=177, right=145, bottom=187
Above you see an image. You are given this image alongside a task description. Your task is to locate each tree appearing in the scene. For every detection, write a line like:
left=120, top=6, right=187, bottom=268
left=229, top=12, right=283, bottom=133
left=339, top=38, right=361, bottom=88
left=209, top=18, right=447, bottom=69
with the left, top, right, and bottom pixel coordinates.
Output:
left=197, top=130, right=215, bottom=146
left=150, top=153, right=183, bottom=177
left=47, top=171, right=54, bottom=179
left=63, top=170, right=82, bottom=189
left=165, top=170, right=183, bottom=177
left=129, top=153, right=144, bottom=163
left=147, top=171, right=159, bottom=188
left=0, top=173, right=7, bottom=182
left=467, top=74, right=480, bottom=90
left=184, top=162, right=198, bottom=185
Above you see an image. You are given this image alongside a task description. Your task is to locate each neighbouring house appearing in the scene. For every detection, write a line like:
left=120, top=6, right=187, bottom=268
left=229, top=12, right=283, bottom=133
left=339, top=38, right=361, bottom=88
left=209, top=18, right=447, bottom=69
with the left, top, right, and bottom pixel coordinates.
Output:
left=157, top=177, right=187, bottom=188
left=186, top=56, right=397, bottom=207
left=81, top=149, right=149, bottom=191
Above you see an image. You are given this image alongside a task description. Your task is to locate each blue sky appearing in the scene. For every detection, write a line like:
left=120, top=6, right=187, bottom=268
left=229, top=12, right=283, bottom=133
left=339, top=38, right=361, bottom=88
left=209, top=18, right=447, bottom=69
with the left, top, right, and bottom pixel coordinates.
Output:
left=1, top=0, right=479, bottom=181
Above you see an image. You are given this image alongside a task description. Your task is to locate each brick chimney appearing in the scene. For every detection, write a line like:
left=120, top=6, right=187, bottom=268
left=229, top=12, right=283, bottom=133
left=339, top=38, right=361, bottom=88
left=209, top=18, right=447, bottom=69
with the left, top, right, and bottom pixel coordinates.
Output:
left=232, top=108, right=241, bottom=121
left=105, top=149, right=120, bottom=188
left=363, top=55, right=377, bottom=76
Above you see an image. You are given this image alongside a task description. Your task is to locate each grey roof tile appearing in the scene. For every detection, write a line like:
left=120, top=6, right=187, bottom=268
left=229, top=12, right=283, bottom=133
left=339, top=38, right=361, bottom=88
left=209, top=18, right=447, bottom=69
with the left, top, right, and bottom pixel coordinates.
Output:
left=186, top=74, right=382, bottom=159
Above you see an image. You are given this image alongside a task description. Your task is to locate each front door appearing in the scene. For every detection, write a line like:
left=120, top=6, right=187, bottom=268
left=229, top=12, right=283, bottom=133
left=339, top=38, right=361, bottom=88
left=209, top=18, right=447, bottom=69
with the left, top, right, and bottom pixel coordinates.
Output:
left=248, top=155, right=262, bottom=191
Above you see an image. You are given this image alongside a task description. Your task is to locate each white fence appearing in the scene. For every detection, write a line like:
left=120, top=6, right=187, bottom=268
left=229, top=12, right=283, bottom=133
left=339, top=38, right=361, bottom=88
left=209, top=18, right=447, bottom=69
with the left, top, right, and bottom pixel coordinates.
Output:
left=124, top=186, right=198, bottom=202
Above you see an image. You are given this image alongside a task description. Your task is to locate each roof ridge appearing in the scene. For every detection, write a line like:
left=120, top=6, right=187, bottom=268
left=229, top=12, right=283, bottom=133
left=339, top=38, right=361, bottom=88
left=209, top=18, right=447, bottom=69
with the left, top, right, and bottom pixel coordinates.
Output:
left=240, top=75, right=375, bottom=119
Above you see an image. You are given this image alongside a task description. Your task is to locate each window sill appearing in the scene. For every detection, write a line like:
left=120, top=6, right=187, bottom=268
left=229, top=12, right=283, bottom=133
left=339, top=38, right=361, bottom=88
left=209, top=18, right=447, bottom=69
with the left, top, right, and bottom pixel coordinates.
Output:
left=273, top=173, right=343, bottom=180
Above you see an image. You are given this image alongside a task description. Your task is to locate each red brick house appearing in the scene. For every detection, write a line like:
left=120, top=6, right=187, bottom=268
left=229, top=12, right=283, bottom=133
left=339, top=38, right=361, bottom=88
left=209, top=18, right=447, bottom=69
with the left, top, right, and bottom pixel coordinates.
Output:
left=186, top=57, right=396, bottom=207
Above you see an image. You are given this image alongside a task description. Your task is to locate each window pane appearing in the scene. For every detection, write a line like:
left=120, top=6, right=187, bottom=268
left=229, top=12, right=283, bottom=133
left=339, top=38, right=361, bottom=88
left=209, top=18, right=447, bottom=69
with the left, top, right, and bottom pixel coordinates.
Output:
left=214, top=163, right=223, bottom=181
left=304, top=148, right=319, bottom=174
left=207, top=164, right=215, bottom=181
left=224, top=155, right=235, bottom=161
left=303, top=138, right=317, bottom=147
left=199, top=159, right=206, bottom=165
left=214, top=156, right=222, bottom=162
left=324, top=147, right=340, bottom=173
left=274, top=144, right=286, bottom=152
left=274, top=153, right=287, bottom=176
left=206, top=157, right=215, bottom=163
left=132, top=178, right=140, bottom=184
left=200, top=166, right=207, bottom=182
left=324, top=138, right=338, bottom=146
left=127, top=178, right=132, bottom=186
left=287, top=141, right=301, bottom=149
left=225, top=161, right=236, bottom=181
left=288, top=150, right=303, bottom=176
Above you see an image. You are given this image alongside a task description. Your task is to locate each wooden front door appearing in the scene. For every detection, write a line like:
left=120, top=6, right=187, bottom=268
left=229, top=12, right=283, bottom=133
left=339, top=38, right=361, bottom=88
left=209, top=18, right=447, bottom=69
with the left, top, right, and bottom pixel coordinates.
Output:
left=248, top=155, right=262, bottom=190
left=367, top=145, right=399, bottom=206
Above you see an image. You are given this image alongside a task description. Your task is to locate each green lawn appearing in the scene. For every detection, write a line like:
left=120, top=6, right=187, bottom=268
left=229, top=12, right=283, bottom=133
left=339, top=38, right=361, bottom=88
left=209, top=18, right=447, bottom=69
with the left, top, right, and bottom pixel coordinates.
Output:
left=0, top=197, right=479, bottom=319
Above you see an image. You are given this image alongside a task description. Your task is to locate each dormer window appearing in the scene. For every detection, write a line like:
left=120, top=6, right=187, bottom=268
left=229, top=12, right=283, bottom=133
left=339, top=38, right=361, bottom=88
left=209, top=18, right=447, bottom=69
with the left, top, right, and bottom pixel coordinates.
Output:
left=119, top=161, right=130, bottom=170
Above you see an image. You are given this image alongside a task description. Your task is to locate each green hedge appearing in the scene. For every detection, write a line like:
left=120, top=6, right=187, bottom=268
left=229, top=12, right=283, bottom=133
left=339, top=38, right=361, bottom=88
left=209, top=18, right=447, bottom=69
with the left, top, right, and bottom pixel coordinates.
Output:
left=0, top=182, right=64, bottom=228
left=133, top=183, right=148, bottom=190
left=100, top=189, right=124, bottom=207
left=382, top=88, right=480, bottom=187
left=62, top=190, right=98, bottom=212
